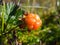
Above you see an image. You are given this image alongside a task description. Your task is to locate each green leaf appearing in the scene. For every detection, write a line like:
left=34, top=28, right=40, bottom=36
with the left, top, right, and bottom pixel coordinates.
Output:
left=5, top=2, right=15, bottom=22
left=6, top=4, right=18, bottom=23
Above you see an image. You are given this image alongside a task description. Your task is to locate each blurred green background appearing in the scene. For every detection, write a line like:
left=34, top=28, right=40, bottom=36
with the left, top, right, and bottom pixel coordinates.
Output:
left=0, top=0, right=60, bottom=45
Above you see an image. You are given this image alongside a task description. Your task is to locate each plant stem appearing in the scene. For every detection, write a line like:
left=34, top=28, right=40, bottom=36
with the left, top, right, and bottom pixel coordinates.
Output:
left=2, top=1, right=5, bottom=32
left=32, top=0, right=36, bottom=13
left=27, top=0, right=30, bottom=13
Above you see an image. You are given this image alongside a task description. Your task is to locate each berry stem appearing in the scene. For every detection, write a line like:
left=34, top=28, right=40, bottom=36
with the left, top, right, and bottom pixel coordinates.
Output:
left=27, top=0, right=30, bottom=13
left=32, top=0, right=36, bottom=13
